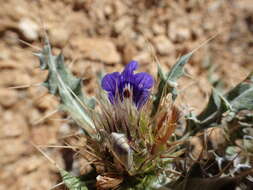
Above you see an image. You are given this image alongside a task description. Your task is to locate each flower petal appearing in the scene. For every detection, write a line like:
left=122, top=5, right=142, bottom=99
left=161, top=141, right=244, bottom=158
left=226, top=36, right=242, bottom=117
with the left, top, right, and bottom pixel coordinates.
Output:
left=121, top=61, right=139, bottom=84
left=101, top=60, right=154, bottom=109
left=123, top=61, right=138, bottom=73
left=101, top=72, right=120, bottom=92
left=135, top=90, right=150, bottom=109
left=108, top=92, right=115, bottom=103
left=134, top=72, right=154, bottom=89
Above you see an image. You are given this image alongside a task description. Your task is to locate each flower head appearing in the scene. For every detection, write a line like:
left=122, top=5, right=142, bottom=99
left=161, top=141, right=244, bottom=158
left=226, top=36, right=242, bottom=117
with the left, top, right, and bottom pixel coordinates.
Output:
left=101, top=61, right=154, bottom=109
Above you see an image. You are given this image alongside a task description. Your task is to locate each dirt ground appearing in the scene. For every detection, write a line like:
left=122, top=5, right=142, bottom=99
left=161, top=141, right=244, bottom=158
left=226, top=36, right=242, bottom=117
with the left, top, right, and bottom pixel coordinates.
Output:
left=0, top=0, right=252, bottom=189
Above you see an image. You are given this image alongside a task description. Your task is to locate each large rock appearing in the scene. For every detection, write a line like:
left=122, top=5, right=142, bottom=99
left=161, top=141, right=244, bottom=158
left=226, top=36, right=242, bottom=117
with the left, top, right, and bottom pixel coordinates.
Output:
left=153, top=35, right=174, bottom=55
left=168, top=22, right=191, bottom=42
left=18, top=18, right=39, bottom=41
left=72, top=38, right=121, bottom=63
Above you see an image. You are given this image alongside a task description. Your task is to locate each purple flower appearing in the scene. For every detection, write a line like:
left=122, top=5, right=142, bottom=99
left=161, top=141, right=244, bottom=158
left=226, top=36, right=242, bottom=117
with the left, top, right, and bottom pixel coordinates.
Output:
left=101, top=61, right=154, bottom=109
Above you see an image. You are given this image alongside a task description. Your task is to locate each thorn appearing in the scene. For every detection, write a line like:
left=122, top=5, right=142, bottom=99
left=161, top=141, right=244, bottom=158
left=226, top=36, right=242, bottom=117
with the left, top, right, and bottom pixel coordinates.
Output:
left=37, top=145, right=80, bottom=149
left=7, top=83, right=42, bottom=89
left=48, top=118, right=72, bottom=122
left=49, top=181, right=64, bottom=190
left=34, top=93, right=54, bottom=106
left=145, top=37, right=160, bottom=66
left=58, top=132, right=78, bottom=138
left=67, top=56, right=78, bottom=69
left=36, top=5, right=50, bottom=46
left=191, top=32, right=219, bottom=55
left=30, top=141, right=60, bottom=169
left=32, top=109, right=59, bottom=125
left=33, top=52, right=43, bottom=57
left=17, top=39, right=41, bottom=51
left=61, top=27, right=76, bottom=55
left=178, top=81, right=198, bottom=93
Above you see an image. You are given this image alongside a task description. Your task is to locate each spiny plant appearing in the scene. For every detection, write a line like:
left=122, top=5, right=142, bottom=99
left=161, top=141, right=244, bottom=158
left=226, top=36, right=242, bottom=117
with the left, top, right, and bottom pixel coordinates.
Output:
left=33, top=35, right=253, bottom=190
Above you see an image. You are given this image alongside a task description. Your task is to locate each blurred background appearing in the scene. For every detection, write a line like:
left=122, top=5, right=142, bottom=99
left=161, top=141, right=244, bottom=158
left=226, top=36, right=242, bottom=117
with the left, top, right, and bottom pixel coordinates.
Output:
left=0, top=0, right=252, bottom=189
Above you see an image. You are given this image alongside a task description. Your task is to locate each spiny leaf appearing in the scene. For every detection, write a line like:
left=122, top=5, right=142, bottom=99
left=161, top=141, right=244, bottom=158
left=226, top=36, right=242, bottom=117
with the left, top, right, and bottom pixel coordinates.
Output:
left=198, top=89, right=232, bottom=123
left=226, top=72, right=253, bottom=112
left=197, top=88, right=223, bottom=121
left=35, top=37, right=96, bottom=136
left=60, top=169, right=88, bottom=190
left=166, top=52, right=193, bottom=82
left=189, top=72, right=253, bottom=132
left=187, top=89, right=232, bottom=132
left=152, top=52, right=193, bottom=116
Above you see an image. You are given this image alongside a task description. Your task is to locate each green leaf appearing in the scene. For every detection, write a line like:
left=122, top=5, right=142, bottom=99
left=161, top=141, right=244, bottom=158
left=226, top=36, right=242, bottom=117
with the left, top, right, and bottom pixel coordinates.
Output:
left=199, top=89, right=232, bottom=120
left=226, top=72, right=253, bottom=112
left=152, top=52, right=193, bottom=116
left=197, top=89, right=222, bottom=121
left=35, top=37, right=96, bottom=136
left=189, top=72, right=253, bottom=132
left=166, top=52, right=193, bottom=82
left=60, top=169, right=88, bottom=190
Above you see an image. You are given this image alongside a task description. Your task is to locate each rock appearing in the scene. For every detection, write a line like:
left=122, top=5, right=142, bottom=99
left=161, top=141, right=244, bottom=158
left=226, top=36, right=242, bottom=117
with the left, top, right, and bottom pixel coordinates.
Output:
left=31, top=125, right=58, bottom=145
left=153, top=35, right=174, bottom=55
left=133, top=51, right=151, bottom=64
left=33, top=93, right=59, bottom=112
left=0, top=88, right=18, bottom=107
left=135, top=36, right=146, bottom=49
left=49, top=27, right=70, bottom=48
left=123, top=43, right=137, bottom=63
left=114, top=16, right=132, bottom=34
left=168, top=23, right=191, bottom=42
left=0, top=70, right=31, bottom=87
left=114, top=1, right=128, bottom=17
left=152, top=23, right=166, bottom=35
left=139, top=27, right=153, bottom=40
left=0, top=111, right=26, bottom=138
left=3, top=31, right=20, bottom=46
left=18, top=18, right=39, bottom=41
left=0, top=138, right=29, bottom=164
left=104, top=4, right=113, bottom=16
left=72, top=38, right=121, bottom=63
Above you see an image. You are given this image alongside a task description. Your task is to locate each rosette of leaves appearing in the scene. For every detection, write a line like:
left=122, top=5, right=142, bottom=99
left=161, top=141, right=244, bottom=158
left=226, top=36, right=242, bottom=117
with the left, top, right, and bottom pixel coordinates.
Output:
left=35, top=37, right=252, bottom=190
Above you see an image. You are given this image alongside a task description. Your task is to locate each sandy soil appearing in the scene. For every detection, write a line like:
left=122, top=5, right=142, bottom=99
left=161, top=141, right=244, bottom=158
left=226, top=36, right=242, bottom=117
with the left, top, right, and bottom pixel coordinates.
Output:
left=0, top=0, right=252, bottom=189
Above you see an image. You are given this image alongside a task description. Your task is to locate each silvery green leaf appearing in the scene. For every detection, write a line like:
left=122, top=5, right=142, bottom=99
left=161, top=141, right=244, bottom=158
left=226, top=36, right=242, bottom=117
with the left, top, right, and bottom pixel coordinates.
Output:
left=190, top=72, right=253, bottom=132
left=35, top=37, right=96, bottom=136
left=166, top=52, right=193, bottom=82
left=188, top=89, right=234, bottom=133
left=243, top=138, right=253, bottom=153
left=60, top=169, right=88, bottom=190
left=197, top=89, right=223, bottom=121
left=225, top=146, right=238, bottom=159
left=157, top=63, right=166, bottom=80
left=152, top=52, right=193, bottom=116
left=226, top=72, right=253, bottom=112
